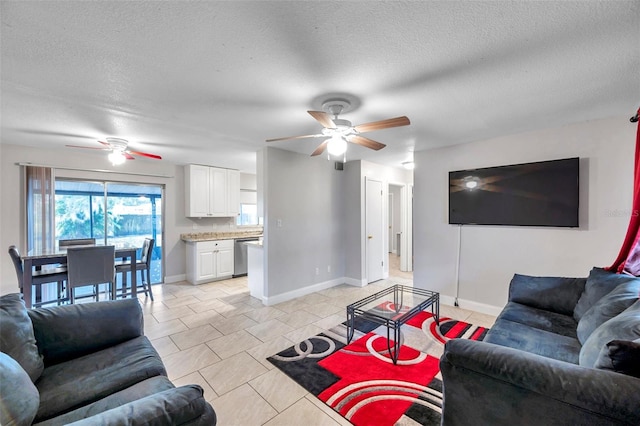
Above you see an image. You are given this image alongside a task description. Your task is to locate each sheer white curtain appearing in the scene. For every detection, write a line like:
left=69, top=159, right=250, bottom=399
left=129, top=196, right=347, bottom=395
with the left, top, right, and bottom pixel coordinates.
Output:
left=26, top=166, right=55, bottom=253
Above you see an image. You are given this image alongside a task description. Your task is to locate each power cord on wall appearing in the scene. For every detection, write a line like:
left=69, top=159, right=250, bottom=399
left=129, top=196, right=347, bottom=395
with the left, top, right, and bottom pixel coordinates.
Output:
left=454, top=224, right=461, bottom=307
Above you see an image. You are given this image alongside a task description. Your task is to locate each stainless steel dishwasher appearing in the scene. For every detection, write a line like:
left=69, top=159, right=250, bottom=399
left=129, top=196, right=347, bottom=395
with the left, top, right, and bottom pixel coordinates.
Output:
left=233, top=237, right=260, bottom=277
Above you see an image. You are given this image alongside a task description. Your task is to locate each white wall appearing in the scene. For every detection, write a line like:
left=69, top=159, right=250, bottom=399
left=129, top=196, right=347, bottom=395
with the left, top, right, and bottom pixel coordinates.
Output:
left=261, top=147, right=346, bottom=300
left=413, top=115, right=635, bottom=314
left=0, top=143, right=240, bottom=295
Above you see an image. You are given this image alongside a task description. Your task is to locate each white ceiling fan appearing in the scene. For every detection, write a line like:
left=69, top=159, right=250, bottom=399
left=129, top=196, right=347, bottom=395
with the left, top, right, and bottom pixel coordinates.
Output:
left=66, top=138, right=162, bottom=165
left=266, top=97, right=410, bottom=157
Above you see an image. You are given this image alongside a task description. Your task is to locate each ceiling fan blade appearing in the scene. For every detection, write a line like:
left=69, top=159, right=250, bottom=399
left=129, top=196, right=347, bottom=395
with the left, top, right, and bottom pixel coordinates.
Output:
left=266, top=134, right=324, bottom=143
left=354, top=116, right=410, bottom=133
left=310, top=140, right=329, bottom=156
left=97, top=140, right=111, bottom=147
left=308, top=111, right=336, bottom=128
left=127, top=150, right=162, bottom=160
left=65, top=144, right=109, bottom=150
left=124, top=152, right=136, bottom=160
left=348, top=135, right=386, bottom=151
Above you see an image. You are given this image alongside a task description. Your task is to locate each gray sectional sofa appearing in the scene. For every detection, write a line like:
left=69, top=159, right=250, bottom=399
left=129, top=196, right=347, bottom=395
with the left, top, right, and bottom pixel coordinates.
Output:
left=0, top=294, right=217, bottom=425
left=440, top=267, right=640, bottom=425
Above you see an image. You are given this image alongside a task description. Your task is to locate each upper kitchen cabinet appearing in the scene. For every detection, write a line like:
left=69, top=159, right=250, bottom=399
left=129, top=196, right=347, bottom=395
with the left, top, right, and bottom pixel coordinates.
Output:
left=185, top=164, right=240, bottom=217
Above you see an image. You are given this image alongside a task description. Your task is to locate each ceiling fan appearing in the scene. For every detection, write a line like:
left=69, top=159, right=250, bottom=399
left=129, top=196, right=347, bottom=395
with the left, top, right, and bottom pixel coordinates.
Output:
left=266, top=98, right=410, bottom=157
left=66, top=138, right=162, bottom=165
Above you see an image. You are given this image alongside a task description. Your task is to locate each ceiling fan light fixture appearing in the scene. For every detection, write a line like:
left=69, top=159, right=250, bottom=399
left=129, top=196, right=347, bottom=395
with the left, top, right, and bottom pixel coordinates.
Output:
left=402, top=161, right=415, bottom=170
left=108, top=150, right=127, bottom=165
left=327, top=135, right=348, bottom=156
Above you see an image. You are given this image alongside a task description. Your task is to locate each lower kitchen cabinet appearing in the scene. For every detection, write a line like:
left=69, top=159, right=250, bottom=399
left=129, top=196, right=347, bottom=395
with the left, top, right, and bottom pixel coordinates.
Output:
left=186, top=239, right=234, bottom=285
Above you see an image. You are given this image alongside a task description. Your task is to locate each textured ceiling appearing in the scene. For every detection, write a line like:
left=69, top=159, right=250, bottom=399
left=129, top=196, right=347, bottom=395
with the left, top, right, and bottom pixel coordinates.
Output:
left=1, top=1, right=639, bottom=172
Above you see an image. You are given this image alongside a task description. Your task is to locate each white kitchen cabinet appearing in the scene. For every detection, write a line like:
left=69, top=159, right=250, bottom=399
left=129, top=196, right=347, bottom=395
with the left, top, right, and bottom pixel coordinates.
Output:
left=186, top=239, right=234, bottom=284
left=185, top=164, right=240, bottom=217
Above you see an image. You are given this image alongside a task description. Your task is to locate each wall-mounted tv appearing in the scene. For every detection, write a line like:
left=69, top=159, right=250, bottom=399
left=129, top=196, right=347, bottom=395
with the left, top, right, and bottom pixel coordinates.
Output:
left=449, top=157, right=579, bottom=227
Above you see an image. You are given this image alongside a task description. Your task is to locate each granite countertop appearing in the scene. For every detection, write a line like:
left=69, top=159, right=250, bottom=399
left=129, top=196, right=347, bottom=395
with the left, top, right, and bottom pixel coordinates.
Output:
left=180, top=230, right=263, bottom=242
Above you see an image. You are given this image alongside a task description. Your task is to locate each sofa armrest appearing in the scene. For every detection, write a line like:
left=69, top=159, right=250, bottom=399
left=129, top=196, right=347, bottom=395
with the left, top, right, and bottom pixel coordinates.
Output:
left=440, top=339, right=640, bottom=426
left=507, top=274, right=586, bottom=315
left=66, top=385, right=217, bottom=426
left=28, top=299, right=143, bottom=365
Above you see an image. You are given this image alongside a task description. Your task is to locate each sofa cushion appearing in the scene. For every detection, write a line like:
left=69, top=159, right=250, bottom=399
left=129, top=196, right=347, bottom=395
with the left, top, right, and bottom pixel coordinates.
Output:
left=28, top=298, right=143, bottom=366
left=65, top=384, right=215, bottom=426
left=573, top=267, right=636, bottom=321
left=496, top=302, right=578, bottom=338
left=0, top=293, right=44, bottom=382
left=576, top=279, right=640, bottom=344
left=508, top=274, right=585, bottom=316
left=594, top=339, right=640, bottom=377
left=33, top=375, right=175, bottom=426
left=34, top=335, right=166, bottom=422
left=579, top=299, right=640, bottom=367
left=484, top=318, right=582, bottom=364
left=0, top=351, right=40, bottom=426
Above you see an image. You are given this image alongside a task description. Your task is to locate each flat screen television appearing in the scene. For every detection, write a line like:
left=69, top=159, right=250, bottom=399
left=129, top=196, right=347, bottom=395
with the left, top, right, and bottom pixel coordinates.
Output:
left=449, top=157, right=579, bottom=227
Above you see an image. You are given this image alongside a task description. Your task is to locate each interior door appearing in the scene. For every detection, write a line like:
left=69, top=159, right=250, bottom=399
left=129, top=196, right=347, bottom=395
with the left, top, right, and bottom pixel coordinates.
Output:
left=366, top=178, right=384, bottom=283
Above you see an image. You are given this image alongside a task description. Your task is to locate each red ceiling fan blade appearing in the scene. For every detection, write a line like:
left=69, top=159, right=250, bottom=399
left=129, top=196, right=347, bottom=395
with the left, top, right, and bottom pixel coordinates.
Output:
left=97, top=140, right=111, bottom=147
left=127, top=150, right=162, bottom=160
left=310, top=140, right=329, bottom=156
left=354, top=116, right=410, bottom=133
left=308, top=111, right=336, bottom=128
left=348, top=135, right=386, bottom=151
left=266, top=134, right=324, bottom=143
left=65, top=144, right=109, bottom=150
left=123, top=152, right=136, bottom=160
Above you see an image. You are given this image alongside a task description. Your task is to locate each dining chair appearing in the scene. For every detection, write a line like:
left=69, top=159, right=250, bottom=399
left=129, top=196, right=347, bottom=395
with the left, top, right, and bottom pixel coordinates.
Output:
left=66, top=245, right=116, bottom=303
left=115, top=238, right=155, bottom=301
left=8, top=245, right=68, bottom=307
left=59, top=238, right=97, bottom=247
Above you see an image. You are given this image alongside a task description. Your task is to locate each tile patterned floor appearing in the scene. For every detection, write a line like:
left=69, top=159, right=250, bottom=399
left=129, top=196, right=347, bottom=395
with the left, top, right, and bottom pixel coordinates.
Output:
left=140, top=257, right=496, bottom=425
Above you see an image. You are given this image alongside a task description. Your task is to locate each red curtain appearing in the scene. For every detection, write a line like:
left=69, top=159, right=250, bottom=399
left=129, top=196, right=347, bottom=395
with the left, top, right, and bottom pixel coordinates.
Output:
left=608, top=107, right=640, bottom=275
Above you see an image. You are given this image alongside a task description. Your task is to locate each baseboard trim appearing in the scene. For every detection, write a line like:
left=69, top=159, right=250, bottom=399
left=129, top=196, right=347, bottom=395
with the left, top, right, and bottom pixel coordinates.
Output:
left=264, top=278, right=345, bottom=306
left=164, top=274, right=186, bottom=284
left=344, top=277, right=367, bottom=287
left=440, top=294, right=503, bottom=317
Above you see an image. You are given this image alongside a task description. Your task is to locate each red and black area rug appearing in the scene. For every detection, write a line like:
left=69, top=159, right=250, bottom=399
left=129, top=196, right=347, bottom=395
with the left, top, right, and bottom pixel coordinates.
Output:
left=268, top=311, right=488, bottom=426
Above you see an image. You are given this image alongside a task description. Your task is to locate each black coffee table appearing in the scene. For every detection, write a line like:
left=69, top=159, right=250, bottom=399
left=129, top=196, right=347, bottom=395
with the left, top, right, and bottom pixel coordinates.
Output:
left=346, top=284, right=439, bottom=364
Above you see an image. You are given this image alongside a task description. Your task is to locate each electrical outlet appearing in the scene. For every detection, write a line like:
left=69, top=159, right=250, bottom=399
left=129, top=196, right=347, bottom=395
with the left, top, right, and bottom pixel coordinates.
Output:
left=277, top=219, right=282, bottom=227
left=192, top=223, right=198, bottom=229
left=327, top=265, right=331, bottom=273
left=315, top=267, right=319, bottom=275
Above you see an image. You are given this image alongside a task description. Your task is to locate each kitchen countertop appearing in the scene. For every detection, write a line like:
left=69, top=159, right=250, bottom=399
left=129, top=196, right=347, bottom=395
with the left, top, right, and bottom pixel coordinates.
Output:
left=180, top=230, right=263, bottom=242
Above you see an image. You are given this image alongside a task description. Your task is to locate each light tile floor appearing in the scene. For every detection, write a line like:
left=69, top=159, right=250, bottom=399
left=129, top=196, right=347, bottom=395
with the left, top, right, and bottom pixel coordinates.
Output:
left=141, top=258, right=496, bottom=426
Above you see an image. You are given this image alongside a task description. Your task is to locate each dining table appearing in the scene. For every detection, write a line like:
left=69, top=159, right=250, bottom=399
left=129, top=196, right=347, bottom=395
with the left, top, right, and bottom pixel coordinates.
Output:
left=22, top=243, right=138, bottom=309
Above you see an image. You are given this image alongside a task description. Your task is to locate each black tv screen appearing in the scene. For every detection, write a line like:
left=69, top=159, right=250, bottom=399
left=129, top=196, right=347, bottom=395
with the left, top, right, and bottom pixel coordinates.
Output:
left=449, top=157, right=579, bottom=227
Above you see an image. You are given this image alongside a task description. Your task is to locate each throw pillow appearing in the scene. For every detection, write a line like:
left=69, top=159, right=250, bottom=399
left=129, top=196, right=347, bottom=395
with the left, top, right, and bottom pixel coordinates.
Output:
left=579, top=299, right=640, bottom=367
left=576, top=279, right=640, bottom=344
left=594, top=339, right=640, bottom=377
left=574, top=267, right=637, bottom=321
left=0, top=294, right=44, bottom=382
left=508, top=274, right=586, bottom=316
left=0, top=351, right=40, bottom=426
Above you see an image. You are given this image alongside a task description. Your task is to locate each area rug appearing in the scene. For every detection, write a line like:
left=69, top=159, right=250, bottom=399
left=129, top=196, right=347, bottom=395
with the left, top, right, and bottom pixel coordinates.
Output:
left=268, top=311, right=488, bottom=426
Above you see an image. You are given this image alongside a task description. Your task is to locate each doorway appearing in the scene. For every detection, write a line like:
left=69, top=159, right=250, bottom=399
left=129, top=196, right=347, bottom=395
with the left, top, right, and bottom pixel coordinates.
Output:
left=54, top=179, right=164, bottom=284
left=366, top=178, right=384, bottom=283
left=388, top=182, right=413, bottom=275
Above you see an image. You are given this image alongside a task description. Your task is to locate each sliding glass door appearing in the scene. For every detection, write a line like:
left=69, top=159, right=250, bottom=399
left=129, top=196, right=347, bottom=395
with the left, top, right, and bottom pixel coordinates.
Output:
left=54, top=180, right=163, bottom=284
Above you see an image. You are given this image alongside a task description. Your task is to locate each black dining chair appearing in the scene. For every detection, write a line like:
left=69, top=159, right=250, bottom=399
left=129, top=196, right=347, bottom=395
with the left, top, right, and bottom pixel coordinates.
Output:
left=59, top=238, right=97, bottom=247
left=8, top=245, right=68, bottom=307
left=66, top=245, right=116, bottom=303
left=115, top=238, right=155, bottom=301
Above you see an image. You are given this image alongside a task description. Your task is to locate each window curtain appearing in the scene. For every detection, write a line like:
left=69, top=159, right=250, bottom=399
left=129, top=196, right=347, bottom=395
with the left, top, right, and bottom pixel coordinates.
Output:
left=608, top=108, right=640, bottom=275
left=26, top=166, right=55, bottom=253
